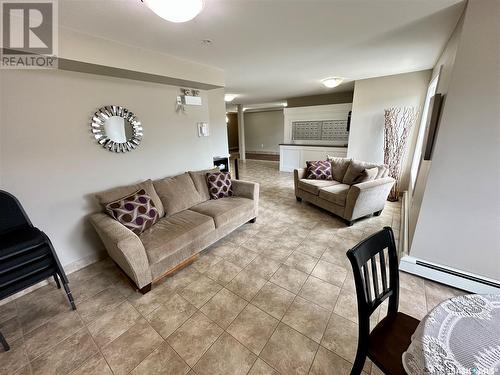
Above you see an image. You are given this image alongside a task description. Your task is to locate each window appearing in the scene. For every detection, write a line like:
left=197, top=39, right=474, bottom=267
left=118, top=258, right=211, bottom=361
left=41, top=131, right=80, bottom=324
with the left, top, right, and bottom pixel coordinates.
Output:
left=410, top=74, right=439, bottom=191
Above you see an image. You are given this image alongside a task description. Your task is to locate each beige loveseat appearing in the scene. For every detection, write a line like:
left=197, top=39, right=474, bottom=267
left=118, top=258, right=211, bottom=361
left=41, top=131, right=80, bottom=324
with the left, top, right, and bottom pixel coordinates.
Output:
left=294, top=158, right=394, bottom=226
left=90, top=169, right=259, bottom=293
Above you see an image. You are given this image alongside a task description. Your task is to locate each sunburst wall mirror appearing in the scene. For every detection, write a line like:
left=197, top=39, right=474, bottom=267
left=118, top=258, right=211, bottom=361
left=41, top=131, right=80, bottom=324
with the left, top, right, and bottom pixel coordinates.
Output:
left=90, top=105, right=143, bottom=153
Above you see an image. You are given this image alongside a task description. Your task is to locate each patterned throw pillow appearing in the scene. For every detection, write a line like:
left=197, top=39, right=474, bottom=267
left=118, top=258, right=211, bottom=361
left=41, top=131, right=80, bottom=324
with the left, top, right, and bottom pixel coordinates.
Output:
left=306, top=160, right=333, bottom=180
left=105, top=189, right=159, bottom=235
left=206, top=172, right=233, bottom=199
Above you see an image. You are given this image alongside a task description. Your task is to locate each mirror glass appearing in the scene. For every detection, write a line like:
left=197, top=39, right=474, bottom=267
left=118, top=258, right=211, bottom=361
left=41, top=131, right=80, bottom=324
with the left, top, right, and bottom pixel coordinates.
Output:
left=104, top=116, right=133, bottom=143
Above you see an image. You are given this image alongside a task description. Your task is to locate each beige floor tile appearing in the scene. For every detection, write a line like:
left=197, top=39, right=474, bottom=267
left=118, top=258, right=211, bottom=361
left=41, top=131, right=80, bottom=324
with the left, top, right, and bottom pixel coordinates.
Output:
left=70, top=353, right=113, bottom=375
left=227, top=304, right=279, bottom=355
left=179, top=275, right=223, bottom=308
left=24, top=310, right=83, bottom=359
left=424, top=279, right=464, bottom=312
left=223, top=246, right=259, bottom=268
left=16, top=289, right=69, bottom=334
left=260, top=323, right=318, bottom=375
left=399, top=288, right=428, bottom=320
left=0, top=316, right=22, bottom=343
left=309, top=346, right=353, bottom=375
left=146, top=293, right=197, bottom=339
left=72, top=273, right=115, bottom=303
left=311, top=260, right=347, bottom=287
left=226, top=269, right=267, bottom=301
left=128, top=282, right=177, bottom=316
left=31, top=329, right=98, bottom=375
left=269, top=265, right=308, bottom=294
left=193, top=332, right=257, bottom=375
left=167, top=311, right=223, bottom=367
left=259, top=245, right=294, bottom=262
left=251, top=282, right=295, bottom=319
left=131, top=342, right=190, bottom=375
left=248, top=358, right=279, bottom=375
left=200, top=288, right=247, bottom=328
left=208, top=242, right=237, bottom=258
left=0, top=339, right=29, bottom=375
left=399, top=271, right=425, bottom=294
left=0, top=301, right=17, bottom=324
left=101, top=318, right=163, bottom=375
left=87, top=300, right=141, bottom=347
left=193, top=253, right=223, bottom=273
left=77, top=287, right=124, bottom=324
left=299, top=276, right=341, bottom=311
left=245, top=256, right=281, bottom=280
left=282, top=297, right=330, bottom=343
left=205, top=260, right=242, bottom=285
left=295, top=241, right=328, bottom=258
left=333, top=287, right=359, bottom=324
left=321, top=313, right=358, bottom=363
left=285, top=251, right=319, bottom=274
left=321, top=247, right=351, bottom=268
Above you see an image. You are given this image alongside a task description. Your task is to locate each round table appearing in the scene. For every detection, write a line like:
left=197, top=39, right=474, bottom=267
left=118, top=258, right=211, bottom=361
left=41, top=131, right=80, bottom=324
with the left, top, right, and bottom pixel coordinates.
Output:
left=403, top=294, right=500, bottom=375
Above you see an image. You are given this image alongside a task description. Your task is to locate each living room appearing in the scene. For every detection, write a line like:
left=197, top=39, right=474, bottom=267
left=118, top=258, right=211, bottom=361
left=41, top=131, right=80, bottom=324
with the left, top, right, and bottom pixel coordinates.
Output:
left=0, top=1, right=498, bottom=374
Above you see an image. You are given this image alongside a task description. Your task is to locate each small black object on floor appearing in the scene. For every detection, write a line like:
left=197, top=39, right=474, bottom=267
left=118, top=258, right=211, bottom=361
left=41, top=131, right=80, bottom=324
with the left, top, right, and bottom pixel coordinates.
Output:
left=0, top=190, right=76, bottom=352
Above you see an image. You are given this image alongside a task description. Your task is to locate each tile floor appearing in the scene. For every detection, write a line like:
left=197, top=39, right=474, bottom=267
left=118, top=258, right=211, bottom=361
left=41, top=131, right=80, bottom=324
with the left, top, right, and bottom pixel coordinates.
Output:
left=0, top=160, right=464, bottom=375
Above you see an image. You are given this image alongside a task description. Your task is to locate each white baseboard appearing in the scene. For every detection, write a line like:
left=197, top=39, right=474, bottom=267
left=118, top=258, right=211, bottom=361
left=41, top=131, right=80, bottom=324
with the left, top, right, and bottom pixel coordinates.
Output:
left=0, top=250, right=107, bottom=306
left=399, top=255, right=500, bottom=294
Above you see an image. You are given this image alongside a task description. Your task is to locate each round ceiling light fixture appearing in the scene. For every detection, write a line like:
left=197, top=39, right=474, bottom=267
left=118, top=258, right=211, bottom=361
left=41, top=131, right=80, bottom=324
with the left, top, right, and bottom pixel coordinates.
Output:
left=321, top=77, right=344, bottom=88
left=142, top=0, right=204, bottom=23
left=224, top=94, right=237, bottom=102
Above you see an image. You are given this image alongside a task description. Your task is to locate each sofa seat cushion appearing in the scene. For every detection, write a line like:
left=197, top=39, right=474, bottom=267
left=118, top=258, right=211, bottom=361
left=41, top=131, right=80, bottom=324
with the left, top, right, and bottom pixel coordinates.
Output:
left=140, top=210, right=215, bottom=264
left=298, top=179, right=339, bottom=195
left=319, top=184, right=351, bottom=206
left=190, top=197, right=254, bottom=228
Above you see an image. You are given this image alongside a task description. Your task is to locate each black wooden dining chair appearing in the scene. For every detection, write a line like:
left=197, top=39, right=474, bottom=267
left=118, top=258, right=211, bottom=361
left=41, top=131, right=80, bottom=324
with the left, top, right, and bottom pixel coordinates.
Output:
left=0, top=190, right=76, bottom=351
left=346, top=227, right=419, bottom=375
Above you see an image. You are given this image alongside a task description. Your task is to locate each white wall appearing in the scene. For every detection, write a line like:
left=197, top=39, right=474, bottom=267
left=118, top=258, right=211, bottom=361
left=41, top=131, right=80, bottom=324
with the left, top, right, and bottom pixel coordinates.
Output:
left=244, top=110, right=284, bottom=154
left=410, top=0, right=500, bottom=281
left=0, top=69, right=228, bottom=268
left=348, top=71, right=431, bottom=189
left=409, top=11, right=465, bottom=245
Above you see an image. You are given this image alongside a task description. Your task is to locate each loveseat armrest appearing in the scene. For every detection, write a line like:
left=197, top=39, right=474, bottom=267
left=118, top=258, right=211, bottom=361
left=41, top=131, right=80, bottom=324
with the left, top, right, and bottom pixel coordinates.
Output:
left=89, top=213, right=152, bottom=289
left=344, top=177, right=395, bottom=220
left=294, top=168, right=306, bottom=196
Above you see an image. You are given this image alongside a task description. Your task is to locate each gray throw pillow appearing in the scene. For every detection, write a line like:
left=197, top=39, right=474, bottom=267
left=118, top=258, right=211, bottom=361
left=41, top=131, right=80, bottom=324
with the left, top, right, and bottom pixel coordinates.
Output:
left=326, top=156, right=351, bottom=182
left=352, top=167, right=379, bottom=184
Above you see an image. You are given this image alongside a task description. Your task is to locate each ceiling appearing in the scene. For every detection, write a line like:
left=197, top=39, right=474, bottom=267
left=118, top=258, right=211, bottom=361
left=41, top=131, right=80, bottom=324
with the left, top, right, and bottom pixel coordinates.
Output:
left=58, top=0, right=465, bottom=105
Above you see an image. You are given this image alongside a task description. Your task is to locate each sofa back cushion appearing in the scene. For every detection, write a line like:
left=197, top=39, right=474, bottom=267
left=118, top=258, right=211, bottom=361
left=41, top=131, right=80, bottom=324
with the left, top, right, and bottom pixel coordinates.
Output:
left=105, top=189, right=159, bottom=235
left=343, top=160, right=389, bottom=185
left=95, top=179, right=165, bottom=218
left=351, top=167, right=378, bottom=184
left=306, top=160, right=333, bottom=180
left=154, top=173, right=203, bottom=216
left=326, top=156, right=351, bottom=182
left=189, top=168, right=219, bottom=202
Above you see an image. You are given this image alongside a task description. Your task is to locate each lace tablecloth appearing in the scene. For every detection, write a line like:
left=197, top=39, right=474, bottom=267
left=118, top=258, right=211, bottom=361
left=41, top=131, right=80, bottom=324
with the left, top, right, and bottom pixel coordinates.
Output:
left=403, top=294, right=500, bottom=375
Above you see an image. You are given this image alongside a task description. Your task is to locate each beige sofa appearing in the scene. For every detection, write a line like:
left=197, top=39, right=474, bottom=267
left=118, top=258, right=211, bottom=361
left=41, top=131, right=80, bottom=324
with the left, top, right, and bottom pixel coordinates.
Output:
left=89, top=169, right=259, bottom=293
left=294, top=158, right=394, bottom=226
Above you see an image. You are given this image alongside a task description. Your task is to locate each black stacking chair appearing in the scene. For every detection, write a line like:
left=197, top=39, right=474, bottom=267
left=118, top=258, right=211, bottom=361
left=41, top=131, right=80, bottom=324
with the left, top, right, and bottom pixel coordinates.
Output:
left=346, top=227, right=419, bottom=375
left=0, top=190, right=76, bottom=351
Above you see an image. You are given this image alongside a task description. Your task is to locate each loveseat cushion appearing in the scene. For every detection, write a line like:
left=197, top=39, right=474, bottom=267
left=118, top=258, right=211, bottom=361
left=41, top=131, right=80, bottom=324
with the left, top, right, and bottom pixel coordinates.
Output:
left=154, top=173, right=203, bottom=216
left=140, top=210, right=215, bottom=265
left=190, top=197, right=254, bottom=228
left=343, top=160, right=389, bottom=185
left=319, top=184, right=351, bottom=206
left=95, top=179, right=165, bottom=218
left=327, top=156, right=352, bottom=182
left=189, top=168, right=219, bottom=202
left=298, top=179, right=338, bottom=195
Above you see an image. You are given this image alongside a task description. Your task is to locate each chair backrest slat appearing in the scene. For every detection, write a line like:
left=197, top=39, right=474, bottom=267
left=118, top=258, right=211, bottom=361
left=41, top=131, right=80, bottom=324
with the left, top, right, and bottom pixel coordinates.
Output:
left=362, top=265, right=372, bottom=302
left=370, top=258, right=380, bottom=298
left=379, top=251, right=388, bottom=293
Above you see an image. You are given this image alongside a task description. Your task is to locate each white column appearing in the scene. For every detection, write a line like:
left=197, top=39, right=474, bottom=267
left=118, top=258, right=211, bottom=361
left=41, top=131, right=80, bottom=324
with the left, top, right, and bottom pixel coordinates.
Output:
left=237, top=104, right=246, bottom=160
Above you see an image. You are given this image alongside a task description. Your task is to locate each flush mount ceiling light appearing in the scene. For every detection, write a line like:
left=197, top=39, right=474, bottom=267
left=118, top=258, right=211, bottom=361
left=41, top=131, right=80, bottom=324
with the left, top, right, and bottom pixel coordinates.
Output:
left=142, top=0, right=204, bottom=23
left=282, top=101, right=288, bottom=107
left=224, top=94, right=237, bottom=102
left=321, top=77, right=344, bottom=88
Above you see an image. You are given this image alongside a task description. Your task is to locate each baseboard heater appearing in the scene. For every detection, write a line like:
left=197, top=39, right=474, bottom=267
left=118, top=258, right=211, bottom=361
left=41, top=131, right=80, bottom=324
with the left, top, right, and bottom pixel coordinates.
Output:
left=399, top=255, right=500, bottom=294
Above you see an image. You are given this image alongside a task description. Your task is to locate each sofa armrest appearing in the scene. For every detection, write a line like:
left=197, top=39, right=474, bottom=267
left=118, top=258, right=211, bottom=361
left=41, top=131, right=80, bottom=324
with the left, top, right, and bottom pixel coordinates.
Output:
left=89, top=213, right=152, bottom=289
left=232, top=179, right=259, bottom=217
left=344, top=177, right=395, bottom=220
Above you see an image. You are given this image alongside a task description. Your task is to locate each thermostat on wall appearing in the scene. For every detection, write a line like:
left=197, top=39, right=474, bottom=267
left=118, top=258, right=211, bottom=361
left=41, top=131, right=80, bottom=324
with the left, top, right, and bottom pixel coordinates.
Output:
left=197, top=122, right=209, bottom=137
